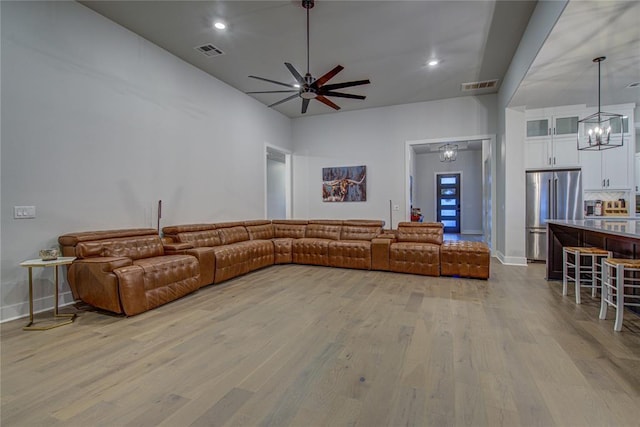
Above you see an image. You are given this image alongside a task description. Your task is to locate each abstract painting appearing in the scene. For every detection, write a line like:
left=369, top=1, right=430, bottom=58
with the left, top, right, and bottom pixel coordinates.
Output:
left=322, top=165, right=366, bottom=202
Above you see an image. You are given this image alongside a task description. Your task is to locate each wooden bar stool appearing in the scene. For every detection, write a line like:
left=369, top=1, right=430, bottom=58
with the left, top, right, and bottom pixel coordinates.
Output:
left=562, top=246, right=612, bottom=304
left=599, top=258, right=640, bottom=331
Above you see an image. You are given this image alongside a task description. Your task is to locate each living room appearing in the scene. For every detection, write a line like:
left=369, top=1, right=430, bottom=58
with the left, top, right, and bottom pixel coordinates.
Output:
left=2, top=1, right=639, bottom=425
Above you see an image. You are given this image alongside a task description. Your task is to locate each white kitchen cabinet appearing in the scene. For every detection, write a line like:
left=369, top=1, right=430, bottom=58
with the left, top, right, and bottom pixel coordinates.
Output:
left=581, top=144, right=630, bottom=190
left=580, top=104, right=634, bottom=191
left=525, top=109, right=580, bottom=169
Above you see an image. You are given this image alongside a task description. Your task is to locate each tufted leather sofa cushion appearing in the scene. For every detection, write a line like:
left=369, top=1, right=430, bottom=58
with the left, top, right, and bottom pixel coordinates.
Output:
left=341, top=224, right=382, bottom=241
left=396, top=222, right=444, bottom=245
left=162, top=224, right=215, bottom=237
left=245, top=240, right=275, bottom=271
left=390, top=242, right=440, bottom=276
left=212, top=244, right=250, bottom=283
left=292, top=238, right=330, bottom=266
left=59, top=228, right=158, bottom=257
left=76, top=235, right=165, bottom=260
left=218, top=226, right=250, bottom=245
left=273, top=221, right=307, bottom=239
left=305, top=224, right=342, bottom=240
left=441, top=241, right=490, bottom=279
left=328, top=241, right=371, bottom=270
left=273, top=238, right=293, bottom=264
left=175, top=230, right=221, bottom=247
left=116, top=254, right=200, bottom=315
left=247, top=224, right=275, bottom=240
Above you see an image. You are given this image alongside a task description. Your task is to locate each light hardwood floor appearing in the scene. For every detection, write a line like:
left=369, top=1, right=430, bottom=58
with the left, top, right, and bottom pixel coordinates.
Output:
left=2, top=261, right=640, bottom=426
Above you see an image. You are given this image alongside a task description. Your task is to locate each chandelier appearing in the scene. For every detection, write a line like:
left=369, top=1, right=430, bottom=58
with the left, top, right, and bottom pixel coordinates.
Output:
left=439, top=143, right=458, bottom=162
left=577, top=57, right=624, bottom=151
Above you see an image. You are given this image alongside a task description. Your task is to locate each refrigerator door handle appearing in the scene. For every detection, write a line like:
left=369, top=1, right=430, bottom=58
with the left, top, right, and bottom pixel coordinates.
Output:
left=554, top=178, right=558, bottom=219
left=547, top=179, right=552, bottom=221
left=529, top=230, right=546, bottom=234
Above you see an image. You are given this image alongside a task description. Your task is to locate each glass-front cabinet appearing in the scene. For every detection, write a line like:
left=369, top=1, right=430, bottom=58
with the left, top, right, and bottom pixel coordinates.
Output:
left=524, top=107, right=580, bottom=169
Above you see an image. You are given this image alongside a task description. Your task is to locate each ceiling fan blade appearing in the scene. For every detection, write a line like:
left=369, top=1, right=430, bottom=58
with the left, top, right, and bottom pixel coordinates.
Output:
left=311, top=65, right=344, bottom=88
left=320, top=79, right=371, bottom=91
left=246, top=90, right=299, bottom=94
left=248, top=75, right=296, bottom=89
left=315, top=95, right=341, bottom=110
left=268, top=93, right=299, bottom=108
left=284, top=63, right=305, bottom=85
left=320, top=91, right=366, bottom=100
left=301, top=98, right=310, bottom=114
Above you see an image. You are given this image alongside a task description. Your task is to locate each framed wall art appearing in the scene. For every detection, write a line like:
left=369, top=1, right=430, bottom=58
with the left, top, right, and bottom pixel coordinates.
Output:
left=322, top=165, right=366, bottom=202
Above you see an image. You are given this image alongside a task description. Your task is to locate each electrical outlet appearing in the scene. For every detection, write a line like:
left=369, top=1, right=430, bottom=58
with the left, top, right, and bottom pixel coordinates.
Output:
left=14, top=206, right=36, bottom=219
left=393, top=205, right=400, bottom=211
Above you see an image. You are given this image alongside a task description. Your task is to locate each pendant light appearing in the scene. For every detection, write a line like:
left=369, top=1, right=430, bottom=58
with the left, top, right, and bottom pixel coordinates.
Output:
left=577, top=57, right=624, bottom=151
left=439, top=143, right=458, bottom=162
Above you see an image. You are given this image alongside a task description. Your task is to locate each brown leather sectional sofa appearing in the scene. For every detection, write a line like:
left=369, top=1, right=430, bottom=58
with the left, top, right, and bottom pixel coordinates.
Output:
left=59, top=220, right=490, bottom=316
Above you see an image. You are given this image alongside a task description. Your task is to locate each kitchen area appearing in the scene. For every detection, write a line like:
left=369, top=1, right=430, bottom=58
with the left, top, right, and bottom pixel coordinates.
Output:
left=524, top=103, right=638, bottom=264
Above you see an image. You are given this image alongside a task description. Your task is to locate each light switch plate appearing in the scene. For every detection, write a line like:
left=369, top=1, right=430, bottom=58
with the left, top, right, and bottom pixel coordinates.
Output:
left=14, top=206, right=36, bottom=219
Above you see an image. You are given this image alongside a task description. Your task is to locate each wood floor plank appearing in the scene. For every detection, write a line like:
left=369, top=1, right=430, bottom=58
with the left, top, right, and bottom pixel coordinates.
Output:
left=2, top=261, right=640, bottom=426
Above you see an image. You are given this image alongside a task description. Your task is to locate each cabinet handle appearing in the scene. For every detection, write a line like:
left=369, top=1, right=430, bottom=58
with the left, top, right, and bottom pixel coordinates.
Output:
left=602, top=179, right=606, bottom=187
left=548, top=157, right=551, bottom=165
left=553, top=157, right=556, bottom=165
left=607, top=179, right=610, bottom=187
left=548, top=128, right=551, bottom=135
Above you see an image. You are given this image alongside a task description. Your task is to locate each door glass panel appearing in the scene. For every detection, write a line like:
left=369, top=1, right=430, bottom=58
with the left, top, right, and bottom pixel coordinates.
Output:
left=441, top=188, right=456, bottom=195
left=555, top=116, right=578, bottom=135
left=442, top=220, right=457, bottom=228
left=441, top=209, right=456, bottom=216
left=441, top=199, right=456, bottom=206
left=527, top=119, right=549, bottom=137
left=440, top=177, right=457, bottom=185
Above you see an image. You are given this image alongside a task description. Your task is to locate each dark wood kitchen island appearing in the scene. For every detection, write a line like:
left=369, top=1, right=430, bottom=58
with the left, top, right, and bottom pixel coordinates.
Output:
left=547, top=219, right=640, bottom=280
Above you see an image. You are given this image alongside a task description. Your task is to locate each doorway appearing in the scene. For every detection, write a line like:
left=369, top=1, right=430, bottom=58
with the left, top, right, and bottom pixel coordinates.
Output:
left=265, top=145, right=292, bottom=219
left=436, top=173, right=461, bottom=233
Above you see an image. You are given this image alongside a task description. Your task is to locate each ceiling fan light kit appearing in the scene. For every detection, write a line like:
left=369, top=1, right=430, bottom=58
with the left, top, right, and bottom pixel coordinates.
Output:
left=577, top=56, right=624, bottom=151
left=246, top=0, right=370, bottom=114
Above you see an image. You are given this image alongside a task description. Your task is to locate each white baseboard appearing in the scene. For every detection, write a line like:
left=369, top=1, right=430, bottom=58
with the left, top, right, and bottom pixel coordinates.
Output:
left=495, top=251, right=528, bottom=266
left=461, top=229, right=483, bottom=235
left=1, top=291, right=75, bottom=323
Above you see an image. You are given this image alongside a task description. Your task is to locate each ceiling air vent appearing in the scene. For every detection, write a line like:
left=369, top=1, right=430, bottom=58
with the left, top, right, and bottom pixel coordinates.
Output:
left=461, top=79, right=499, bottom=92
left=627, top=82, right=640, bottom=88
left=194, top=43, right=225, bottom=58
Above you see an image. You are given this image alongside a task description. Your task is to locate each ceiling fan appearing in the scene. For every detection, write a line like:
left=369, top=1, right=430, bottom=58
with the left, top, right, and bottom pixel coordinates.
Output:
left=246, top=0, right=371, bottom=114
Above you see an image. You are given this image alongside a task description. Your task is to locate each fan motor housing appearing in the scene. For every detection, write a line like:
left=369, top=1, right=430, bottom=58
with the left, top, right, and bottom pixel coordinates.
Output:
left=302, top=0, right=315, bottom=9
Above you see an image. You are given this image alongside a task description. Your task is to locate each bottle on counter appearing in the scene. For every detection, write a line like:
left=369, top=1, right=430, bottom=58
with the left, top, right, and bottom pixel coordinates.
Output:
left=595, top=201, right=602, bottom=216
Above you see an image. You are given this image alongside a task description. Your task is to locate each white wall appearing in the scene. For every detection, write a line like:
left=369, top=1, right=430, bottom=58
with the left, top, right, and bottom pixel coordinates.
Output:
left=291, top=96, right=497, bottom=227
left=414, top=150, right=483, bottom=233
left=495, top=0, right=568, bottom=263
left=0, top=1, right=292, bottom=321
left=267, top=158, right=286, bottom=219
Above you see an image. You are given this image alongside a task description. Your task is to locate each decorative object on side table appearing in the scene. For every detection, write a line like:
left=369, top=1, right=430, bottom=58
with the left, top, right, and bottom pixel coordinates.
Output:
left=20, top=256, right=77, bottom=331
left=39, top=248, right=59, bottom=261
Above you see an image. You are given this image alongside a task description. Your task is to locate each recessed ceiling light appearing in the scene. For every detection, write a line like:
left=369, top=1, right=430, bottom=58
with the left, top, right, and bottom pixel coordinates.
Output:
left=428, top=59, right=439, bottom=66
left=214, top=21, right=226, bottom=30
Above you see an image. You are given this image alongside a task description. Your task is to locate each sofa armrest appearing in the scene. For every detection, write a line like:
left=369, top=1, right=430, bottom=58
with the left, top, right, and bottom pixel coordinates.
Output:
left=371, top=238, right=392, bottom=271
left=70, top=257, right=133, bottom=313
left=163, top=242, right=194, bottom=254
left=185, top=247, right=216, bottom=287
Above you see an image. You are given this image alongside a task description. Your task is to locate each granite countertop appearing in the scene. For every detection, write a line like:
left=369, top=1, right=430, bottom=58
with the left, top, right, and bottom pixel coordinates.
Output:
left=547, top=219, right=640, bottom=239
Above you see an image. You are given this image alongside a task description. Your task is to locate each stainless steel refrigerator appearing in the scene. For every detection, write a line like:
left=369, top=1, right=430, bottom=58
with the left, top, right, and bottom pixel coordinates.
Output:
left=526, top=169, right=582, bottom=261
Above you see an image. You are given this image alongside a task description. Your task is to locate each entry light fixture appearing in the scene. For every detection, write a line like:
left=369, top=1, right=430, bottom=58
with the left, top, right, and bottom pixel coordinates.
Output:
left=439, top=143, right=458, bottom=162
left=577, top=57, right=624, bottom=151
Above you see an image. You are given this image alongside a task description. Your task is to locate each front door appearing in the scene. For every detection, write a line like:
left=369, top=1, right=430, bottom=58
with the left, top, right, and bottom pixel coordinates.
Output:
left=436, top=173, right=461, bottom=233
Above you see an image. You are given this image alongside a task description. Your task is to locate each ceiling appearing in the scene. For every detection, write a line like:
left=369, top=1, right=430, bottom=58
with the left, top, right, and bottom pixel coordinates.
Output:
left=510, top=0, right=640, bottom=111
left=80, top=0, right=536, bottom=118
